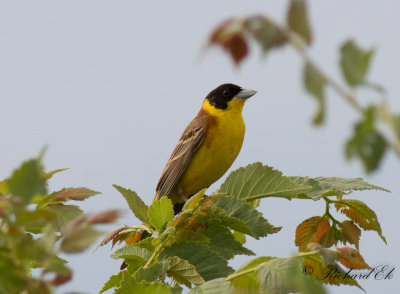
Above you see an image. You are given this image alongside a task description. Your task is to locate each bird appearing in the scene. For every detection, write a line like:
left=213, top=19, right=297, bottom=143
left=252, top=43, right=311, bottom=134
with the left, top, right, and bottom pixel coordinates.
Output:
left=155, top=83, right=257, bottom=214
left=120, top=83, right=256, bottom=269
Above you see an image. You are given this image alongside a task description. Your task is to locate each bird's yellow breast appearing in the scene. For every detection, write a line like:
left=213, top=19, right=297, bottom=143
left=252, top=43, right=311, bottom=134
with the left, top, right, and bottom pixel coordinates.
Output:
left=172, top=98, right=246, bottom=202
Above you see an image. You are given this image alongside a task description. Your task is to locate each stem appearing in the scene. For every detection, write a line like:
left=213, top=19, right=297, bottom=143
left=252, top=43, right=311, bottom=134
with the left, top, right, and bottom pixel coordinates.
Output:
left=263, top=17, right=400, bottom=158
left=143, top=244, right=163, bottom=269
left=226, top=268, right=256, bottom=281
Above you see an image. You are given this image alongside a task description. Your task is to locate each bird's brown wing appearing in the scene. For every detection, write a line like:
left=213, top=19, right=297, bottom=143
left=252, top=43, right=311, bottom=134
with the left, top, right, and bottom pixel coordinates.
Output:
left=155, top=113, right=207, bottom=200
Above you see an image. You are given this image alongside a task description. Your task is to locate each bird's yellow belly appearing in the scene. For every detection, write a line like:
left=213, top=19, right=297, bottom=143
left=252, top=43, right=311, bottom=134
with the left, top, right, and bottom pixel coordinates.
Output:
left=172, top=115, right=245, bottom=202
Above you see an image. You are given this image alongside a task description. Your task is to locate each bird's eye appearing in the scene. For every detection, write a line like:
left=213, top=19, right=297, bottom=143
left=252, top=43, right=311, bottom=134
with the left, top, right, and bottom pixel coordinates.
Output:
left=223, top=89, right=230, bottom=97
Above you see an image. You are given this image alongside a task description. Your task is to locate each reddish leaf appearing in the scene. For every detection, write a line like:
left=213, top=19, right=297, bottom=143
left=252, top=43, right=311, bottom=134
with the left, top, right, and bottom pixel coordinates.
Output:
left=295, top=216, right=330, bottom=251
left=88, top=209, right=120, bottom=224
left=339, top=220, right=361, bottom=249
left=125, top=231, right=143, bottom=245
left=99, top=227, right=127, bottom=247
left=335, top=246, right=371, bottom=269
left=223, top=33, right=248, bottom=65
left=53, top=187, right=100, bottom=202
left=52, top=273, right=72, bottom=286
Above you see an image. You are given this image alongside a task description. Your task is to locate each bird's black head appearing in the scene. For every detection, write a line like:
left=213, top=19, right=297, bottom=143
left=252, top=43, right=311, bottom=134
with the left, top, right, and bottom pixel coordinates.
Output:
left=205, top=83, right=243, bottom=110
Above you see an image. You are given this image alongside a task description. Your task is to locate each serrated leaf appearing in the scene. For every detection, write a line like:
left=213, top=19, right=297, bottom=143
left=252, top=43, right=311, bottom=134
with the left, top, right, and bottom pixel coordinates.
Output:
left=232, top=231, right=246, bottom=244
left=111, top=245, right=151, bottom=261
left=61, top=225, right=103, bottom=253
left=346, top=107, right=387, bottom=173
left=45, top=204, right=83, bottom=231
left=295, top=216, right=330, bottom=251
left=335, top=246, right=370, bottom=269
left=292, top=175, right=389, bottom=200
left=113, top=184, right=149, bottom=224
left=204, top=205, right=253, bottom=236
left=115, top=271, right=171, bottom=294
left=166, top=256, right=205, bottom=287
left=213, top=196, right=280, bottom=239
left=338, top=220, right=361, bottom=249
left=303, top=61, right=325, bottom=125
left=244, top=16, right=288, bottom=53
left=8, top=159, right=47, bottom=204
left=160, top=241, right=234, bottom=281
left=196, top=219, right=254, bottom=259
left=100, top=271, right=124, bottom=293
left=302, top=255, right=363, bottom=289
left=183, top=189, right=206, bottom=211
left=340, top=40, right=374, bottom=86
left=133, top=262, right=169, bottom=283
left=287, top=0, right=312, bottom=44
left=335, top=199, right=386, bottom=243
left=219, top=162, right=311, bottom=201
left=148, top=196, right=174, bottom=231
left=188, top=278, right=234, bottom=294
left=43, top=168, right=68, bottom=179
left=52, top=187, right=100, bottom=202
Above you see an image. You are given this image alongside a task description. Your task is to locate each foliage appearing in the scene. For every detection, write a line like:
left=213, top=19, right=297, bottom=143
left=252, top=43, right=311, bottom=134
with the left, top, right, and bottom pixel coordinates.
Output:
left=102, top=162, right=388, bottom=293
left=207, top=0, right=400, bottom=173
left=0, top=156, right=119, bottom=294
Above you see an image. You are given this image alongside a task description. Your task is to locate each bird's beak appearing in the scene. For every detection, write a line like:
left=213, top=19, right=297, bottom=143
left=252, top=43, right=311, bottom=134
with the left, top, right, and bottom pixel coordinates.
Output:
left=236, top=88, right=257, bottom=100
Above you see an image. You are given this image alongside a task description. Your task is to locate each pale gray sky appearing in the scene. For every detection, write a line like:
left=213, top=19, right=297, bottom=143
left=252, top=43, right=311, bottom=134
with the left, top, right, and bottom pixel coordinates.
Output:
left=1, top=1, right=399, bottom=293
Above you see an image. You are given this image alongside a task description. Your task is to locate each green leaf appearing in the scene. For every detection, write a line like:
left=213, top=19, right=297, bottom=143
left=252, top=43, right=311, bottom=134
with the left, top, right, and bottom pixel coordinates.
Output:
left=257, top=257, right=326, bottom=294
left=232, top=231, right=246, bottom=244
left=8, top=158, right=47, bottom=204
left=100, top=271, right=124, bottom=293
left=303, top=61, right=325, bottom=125
left=346, top=107, right=387, bottom=172
left=335, top=199, right=386, bottom=243
left=213, top=196, right=281, bottom=239
left=340, top=40, right=374, bottom=86
left=188, top=278, right=234, bottom=294
left=183, top=189, right=206, bottom=211
left=197, top=219, right=254, bottom=259
left=111, top=245, right=152, bottom=261
left=160, top=241, right=234, bottom=281
left=205, top=205, right=253, bottom=236
left=165, top=256, right=205, bottom=287
left=244, top=16, right=288, bottom=53
left=43, top=168, right=69, bottom=179
left=287, top=0, right=312, bottom=44
left=230, top=256, right=274, bottom=292
left=113, top=184, right=149, bottom=224
left=291, top=176, right=389, bottom=200
left=133, top=262, right=169, bottom=283
left=148, top=196, right=174, bottom=231
left=61, top=225, right=103, bottom=253
left=46, top=204, right=84, bottom=231
left=115, top=271, right=171, bottom=294
left=218, top=162, right=311, bottom=201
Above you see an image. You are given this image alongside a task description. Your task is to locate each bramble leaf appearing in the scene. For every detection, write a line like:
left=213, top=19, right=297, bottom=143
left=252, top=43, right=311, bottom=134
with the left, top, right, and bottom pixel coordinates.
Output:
left=340, top=40, right=374, bottom=86
left=338, top=220, right=361, bottom=249
left=113, top=184, right=149, bottom=224
left=196, top=219, right=255, bottom=259
left=188, top=278, right=234, bottom=294
left=335, top=199, right=386, bottom=243
left=8, top=159, right=47, bottom=204
left=218, top=162, right=311, bottom=201
left=303, top=61, right=325, bottom=125
left=115, top=271, right=171, bottom=294
left=100, top=271, right=124, bottom=293
left=346, top=107, right=387, bottom=173
left=213, top=196, right=281, bottom=238
left=52, top=187, right=100, bottom=202
left=244, top=16, right=288, bottom=53
left=111, top=245, right=151, bottom=261
left=148, top=196, right=174, bottom=231
left=165, top=256, right=205, bottom=287
left=295, top=216, right=330, bottom=251
left=159, top=242, right=234, bottom=281
left=335, top=247, right=370, bottom=269
left=287, top=0, right=312, bottom=44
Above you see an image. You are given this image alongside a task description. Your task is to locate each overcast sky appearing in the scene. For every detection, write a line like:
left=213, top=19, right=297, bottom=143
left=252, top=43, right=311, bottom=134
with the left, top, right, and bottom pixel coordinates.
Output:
left=1, top=1, right=399, bottom=293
